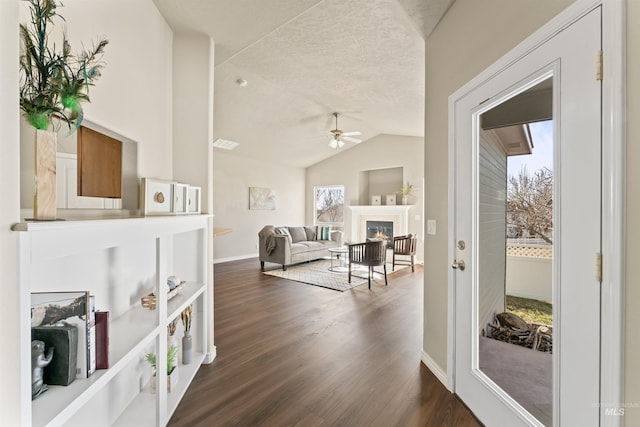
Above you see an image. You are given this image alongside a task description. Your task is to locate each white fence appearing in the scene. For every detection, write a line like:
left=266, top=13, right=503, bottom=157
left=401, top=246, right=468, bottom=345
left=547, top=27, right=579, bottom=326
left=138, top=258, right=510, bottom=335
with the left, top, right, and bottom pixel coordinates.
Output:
left=506, top=241, right=553, bottom=301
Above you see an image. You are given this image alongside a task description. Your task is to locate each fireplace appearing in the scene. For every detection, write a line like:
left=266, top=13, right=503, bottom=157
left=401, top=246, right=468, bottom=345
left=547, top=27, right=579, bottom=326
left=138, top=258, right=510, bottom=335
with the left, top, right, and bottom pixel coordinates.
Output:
left=367, top=220, right=393, bottom=248
left=348, top=205, right=411, bottom=245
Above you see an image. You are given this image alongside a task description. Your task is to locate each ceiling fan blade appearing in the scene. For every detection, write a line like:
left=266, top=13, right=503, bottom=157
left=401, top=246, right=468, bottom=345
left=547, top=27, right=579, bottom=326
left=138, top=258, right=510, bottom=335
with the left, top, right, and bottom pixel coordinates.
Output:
left=341, top=131, right=361, bottom=137
left=343, top=136, right=362, bottom=144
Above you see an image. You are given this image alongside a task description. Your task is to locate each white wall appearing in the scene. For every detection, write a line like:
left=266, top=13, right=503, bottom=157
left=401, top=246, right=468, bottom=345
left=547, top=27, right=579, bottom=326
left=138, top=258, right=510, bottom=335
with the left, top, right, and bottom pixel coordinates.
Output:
left=478, top=131, right=507, bottom=334
left=65, top=0, right=173, bottom=180
left=423, top=0, right=573, bottom=375
left=212, top=151, right=306, bottom=262
left=0, top=1, right=22, bottom=423
left=18, top=0, right=173, bottom=191
left=173, top=34, right=214, bottom=215
left=306, top=134, right=424, bottom=258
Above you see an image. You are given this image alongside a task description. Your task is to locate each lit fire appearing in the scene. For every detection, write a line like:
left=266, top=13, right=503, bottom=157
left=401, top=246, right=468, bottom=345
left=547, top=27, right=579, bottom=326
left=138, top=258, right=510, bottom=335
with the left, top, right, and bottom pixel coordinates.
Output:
left=372, top=231, right=390, bottom=240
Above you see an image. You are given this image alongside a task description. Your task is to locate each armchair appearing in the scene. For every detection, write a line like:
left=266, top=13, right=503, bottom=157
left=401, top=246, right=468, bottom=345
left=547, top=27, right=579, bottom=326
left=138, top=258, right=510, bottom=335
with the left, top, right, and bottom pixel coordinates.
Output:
left=392, top=234, right=417, bottom=272
left=348, top=240, right=388, bottom=289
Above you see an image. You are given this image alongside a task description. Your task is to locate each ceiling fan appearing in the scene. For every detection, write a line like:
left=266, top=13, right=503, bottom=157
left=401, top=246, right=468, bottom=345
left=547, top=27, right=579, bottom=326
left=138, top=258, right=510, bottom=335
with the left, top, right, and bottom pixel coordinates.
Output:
left=328, top=112, right=362, bottom=148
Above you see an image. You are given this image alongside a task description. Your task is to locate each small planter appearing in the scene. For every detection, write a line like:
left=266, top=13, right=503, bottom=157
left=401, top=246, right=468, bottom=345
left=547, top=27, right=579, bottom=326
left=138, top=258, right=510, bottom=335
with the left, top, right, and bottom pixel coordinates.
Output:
left=150, top=367, right=179, bottom=394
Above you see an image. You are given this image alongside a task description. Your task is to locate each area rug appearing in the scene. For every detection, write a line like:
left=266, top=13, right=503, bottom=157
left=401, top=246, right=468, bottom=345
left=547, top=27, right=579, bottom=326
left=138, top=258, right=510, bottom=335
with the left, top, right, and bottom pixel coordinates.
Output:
left=262, top=259, right=405, bottom=292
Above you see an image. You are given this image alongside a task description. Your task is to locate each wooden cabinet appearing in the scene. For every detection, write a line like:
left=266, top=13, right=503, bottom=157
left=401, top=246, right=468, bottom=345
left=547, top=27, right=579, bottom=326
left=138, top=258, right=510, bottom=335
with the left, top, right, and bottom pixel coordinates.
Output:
left=15, top=216, right=215, bottom=426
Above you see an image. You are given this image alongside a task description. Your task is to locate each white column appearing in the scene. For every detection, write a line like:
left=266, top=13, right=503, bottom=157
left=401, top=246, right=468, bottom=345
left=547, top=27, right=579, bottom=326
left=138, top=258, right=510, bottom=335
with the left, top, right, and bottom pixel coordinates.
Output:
left=0, top=1, right=23, bottom=423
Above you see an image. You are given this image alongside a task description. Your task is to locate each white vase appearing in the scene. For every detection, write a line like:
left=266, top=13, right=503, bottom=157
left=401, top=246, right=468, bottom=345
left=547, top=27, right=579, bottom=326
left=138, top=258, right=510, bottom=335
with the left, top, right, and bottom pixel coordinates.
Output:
left=33, top=130, right=57, bottom=220
left=402, top=195, right=409, bottom=205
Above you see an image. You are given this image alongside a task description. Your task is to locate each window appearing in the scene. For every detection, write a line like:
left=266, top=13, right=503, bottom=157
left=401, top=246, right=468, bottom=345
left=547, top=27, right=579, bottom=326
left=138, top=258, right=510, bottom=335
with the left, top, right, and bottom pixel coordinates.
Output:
left=314, top=185, right=344, bottom=225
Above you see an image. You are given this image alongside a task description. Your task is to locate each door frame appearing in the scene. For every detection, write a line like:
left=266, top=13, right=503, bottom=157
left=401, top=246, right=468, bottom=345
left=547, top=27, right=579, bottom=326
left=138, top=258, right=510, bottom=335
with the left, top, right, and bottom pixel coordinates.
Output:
left=446, top=0, right=625, bottom=425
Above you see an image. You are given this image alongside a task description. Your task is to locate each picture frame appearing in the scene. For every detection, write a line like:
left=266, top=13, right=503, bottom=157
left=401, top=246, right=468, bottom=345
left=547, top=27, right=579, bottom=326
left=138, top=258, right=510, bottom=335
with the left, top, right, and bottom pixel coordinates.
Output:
left=249, top=187, right=276, bottom=210
left=140, top=178, right=174, bottom=216
left=173, top=183, right=188, bottom=214
left=385, top=194, right=396, bottom=205
left=371, top=195, right=381, bottom=206
left=31, top=291, right=91, bottom=380
left=187, top=186, right=201, bottom=214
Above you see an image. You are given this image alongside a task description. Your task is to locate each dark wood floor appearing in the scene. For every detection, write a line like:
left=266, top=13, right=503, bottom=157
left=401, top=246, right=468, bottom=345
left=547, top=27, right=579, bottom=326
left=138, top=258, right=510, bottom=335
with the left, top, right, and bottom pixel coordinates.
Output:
left=169, top=258, right=482, bottom=427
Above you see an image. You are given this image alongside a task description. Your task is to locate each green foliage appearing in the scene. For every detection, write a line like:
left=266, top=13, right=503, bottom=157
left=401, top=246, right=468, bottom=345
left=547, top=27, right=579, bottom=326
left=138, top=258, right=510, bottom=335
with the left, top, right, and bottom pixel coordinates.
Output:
left=145, top=345, right=179, bottom=375
left=506, top=295, right=553, bottom=326
left=19, top=0, right=108, bottom=131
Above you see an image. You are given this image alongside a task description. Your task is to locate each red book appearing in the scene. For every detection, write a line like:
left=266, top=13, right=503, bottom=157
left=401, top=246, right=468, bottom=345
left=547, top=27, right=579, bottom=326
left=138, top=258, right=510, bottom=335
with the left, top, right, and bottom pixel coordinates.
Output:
left=95, top=311, right=110, bottom=369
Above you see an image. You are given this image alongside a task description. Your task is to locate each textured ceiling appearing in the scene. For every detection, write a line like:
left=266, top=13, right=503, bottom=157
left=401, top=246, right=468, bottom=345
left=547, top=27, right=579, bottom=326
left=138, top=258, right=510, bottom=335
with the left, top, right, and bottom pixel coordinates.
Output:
left=153, top=0, right=454, bottom=167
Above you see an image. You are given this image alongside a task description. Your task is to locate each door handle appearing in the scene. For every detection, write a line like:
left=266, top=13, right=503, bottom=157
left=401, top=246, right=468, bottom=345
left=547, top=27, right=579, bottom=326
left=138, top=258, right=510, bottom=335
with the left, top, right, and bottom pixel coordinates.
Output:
left=451, top=259, right=465, bottom=271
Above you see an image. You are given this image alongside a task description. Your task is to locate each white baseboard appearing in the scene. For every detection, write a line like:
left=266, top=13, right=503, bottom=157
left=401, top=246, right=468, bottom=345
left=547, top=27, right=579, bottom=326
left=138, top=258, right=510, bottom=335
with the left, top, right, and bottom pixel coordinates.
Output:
left=421, top=350, right=449, bottom=389
left=213, top=253, right=257, bottom=264
left=204, top=346, right=217, bottom=364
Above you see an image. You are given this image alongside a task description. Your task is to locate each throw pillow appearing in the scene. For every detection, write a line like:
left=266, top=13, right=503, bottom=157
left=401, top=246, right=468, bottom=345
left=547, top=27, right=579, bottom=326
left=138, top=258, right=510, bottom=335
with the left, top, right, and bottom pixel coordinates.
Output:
left=304, top=226, right=316, bottom=241
left=316, top=225, right=331, bottom=241
left=289, top=227, right=307, bottom=243
left=275, top=227, right=292, bottom=244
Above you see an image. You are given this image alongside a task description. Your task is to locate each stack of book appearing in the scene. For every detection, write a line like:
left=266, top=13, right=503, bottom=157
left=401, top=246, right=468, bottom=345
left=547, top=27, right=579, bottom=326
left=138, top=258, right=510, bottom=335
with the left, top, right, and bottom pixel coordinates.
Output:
left=31, top=291, right=110, bottom=388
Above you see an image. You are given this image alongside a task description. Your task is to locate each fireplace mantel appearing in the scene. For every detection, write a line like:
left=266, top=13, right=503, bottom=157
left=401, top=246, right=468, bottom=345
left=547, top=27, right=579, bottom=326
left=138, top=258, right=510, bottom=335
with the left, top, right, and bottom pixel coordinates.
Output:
left=348, top=205, right=412, bottom=243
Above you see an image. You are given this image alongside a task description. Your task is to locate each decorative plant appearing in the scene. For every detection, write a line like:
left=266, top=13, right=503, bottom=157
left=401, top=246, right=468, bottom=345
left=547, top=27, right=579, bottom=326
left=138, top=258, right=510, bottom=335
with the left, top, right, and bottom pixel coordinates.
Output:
left=145, top=345, right=178, bottom=376
left=19, top=0, right=108, bottom=131
left=167, top=318, right=178, bottom=336
left=181, top=305, right=192, bottom=335
left=397, top=182, right=414, bottom=197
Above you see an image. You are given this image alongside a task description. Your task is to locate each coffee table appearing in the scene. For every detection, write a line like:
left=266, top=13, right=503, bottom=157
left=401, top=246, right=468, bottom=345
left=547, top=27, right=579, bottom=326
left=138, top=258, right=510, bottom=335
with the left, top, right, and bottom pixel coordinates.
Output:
left=328, top=247, right=349, bottom=272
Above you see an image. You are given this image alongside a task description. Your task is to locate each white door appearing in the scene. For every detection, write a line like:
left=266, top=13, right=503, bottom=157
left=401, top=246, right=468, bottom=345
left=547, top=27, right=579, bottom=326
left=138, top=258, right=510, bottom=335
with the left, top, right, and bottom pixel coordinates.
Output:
left=451, top=6, right=601, bottom=427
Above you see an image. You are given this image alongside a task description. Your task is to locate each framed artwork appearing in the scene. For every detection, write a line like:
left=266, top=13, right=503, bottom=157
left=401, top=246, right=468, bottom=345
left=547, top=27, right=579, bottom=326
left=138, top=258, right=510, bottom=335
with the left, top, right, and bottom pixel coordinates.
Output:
left=174, top=183, right=188, bottom=214
left=187, top=186, right=201, bottom=214
left=385, top=194, right=396, bottom=205
left=141, top=178, right=174, bottom=215
left=371, top=195, right=381, bottom=206
left=31, top=291, right=91, bottom=380
left=249, top=187, right=276, bottom=210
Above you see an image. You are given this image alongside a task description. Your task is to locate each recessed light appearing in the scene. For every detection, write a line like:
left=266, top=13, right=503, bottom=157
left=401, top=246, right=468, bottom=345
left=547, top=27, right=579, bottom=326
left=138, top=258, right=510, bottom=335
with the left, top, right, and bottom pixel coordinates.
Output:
left=236, top=78, right=248, bottom=87
left=213, top=138, right=240, bottom=150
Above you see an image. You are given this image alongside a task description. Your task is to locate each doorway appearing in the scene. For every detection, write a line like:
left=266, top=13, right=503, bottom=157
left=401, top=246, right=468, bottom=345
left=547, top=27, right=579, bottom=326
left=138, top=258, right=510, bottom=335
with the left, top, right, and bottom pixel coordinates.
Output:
left=446, top=2, right=625, bottom=425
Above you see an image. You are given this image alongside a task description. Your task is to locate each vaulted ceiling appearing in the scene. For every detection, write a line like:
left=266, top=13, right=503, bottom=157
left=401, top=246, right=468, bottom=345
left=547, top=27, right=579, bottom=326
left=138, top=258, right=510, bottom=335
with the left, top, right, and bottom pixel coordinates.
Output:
left=153, top=0, right=454, bottom=167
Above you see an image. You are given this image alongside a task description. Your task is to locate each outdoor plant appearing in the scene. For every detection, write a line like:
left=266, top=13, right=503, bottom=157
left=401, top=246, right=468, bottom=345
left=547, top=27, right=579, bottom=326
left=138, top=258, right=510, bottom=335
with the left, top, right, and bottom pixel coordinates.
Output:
left=19, top=0, right=108, bottom=131
left=145, top=345, right=178, bottom=376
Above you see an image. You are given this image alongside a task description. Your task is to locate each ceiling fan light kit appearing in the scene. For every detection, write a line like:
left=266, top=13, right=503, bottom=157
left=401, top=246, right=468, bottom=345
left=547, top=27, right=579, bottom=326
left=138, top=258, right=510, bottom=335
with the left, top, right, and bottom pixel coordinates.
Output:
left=328, top=112, right=362, bottom=148
left=328, top=138, right=344, bottom=149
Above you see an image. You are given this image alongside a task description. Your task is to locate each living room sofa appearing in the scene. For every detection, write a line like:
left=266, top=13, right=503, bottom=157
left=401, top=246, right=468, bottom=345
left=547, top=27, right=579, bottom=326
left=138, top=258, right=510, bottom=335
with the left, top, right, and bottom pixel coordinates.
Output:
left=259, top=225, right=343, bottom=271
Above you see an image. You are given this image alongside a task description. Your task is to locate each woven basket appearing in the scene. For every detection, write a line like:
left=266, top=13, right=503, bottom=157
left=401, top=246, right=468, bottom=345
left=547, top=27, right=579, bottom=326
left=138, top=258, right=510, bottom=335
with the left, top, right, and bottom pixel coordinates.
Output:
left=141, top=282, right=186, bottom=309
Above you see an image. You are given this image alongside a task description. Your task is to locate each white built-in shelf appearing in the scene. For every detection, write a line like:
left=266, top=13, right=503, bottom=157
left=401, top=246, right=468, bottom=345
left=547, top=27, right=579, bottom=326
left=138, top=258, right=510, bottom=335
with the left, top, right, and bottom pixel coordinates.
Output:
left=113, top=350, right=205, bottom=426
left=167, top=282, right=205, bottom=323
left=17, top=215, right=214, bottom=426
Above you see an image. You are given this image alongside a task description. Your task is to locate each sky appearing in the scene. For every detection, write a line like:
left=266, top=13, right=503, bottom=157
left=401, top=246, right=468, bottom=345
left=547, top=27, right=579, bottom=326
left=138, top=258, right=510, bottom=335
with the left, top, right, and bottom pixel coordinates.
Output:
left=507, top=120, right=553, bottom=177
